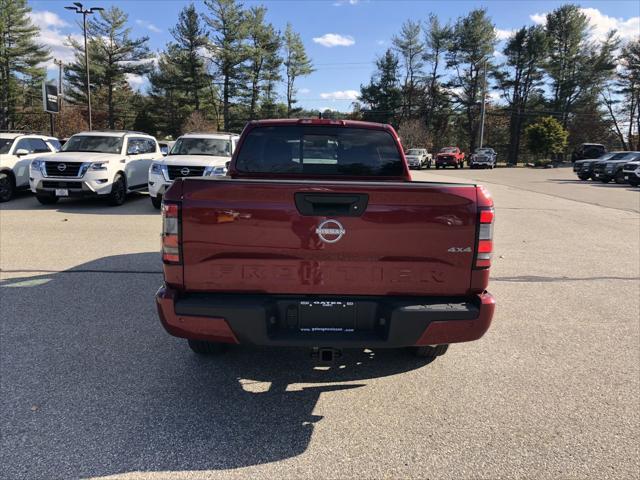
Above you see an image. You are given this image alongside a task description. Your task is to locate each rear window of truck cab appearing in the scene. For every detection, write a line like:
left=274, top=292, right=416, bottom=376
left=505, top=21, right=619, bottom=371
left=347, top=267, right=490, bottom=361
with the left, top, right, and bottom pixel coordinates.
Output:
left=235, top=125, right=403, bottom=176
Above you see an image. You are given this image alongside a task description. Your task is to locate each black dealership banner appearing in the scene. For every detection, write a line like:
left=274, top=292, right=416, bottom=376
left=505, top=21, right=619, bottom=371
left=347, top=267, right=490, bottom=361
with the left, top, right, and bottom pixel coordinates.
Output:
left=42, top=82, right=59, bottom=114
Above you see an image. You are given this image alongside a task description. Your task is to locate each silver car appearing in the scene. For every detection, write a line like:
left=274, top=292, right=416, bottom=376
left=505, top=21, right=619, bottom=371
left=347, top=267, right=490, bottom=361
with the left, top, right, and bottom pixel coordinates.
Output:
left=469, top=148, right=497, bottom=169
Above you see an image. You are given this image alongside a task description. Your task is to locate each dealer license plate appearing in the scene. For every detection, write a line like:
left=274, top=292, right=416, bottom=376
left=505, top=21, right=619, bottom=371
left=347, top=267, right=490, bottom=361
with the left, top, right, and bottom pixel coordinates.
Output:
left=55, top=189, right=68, bottom=197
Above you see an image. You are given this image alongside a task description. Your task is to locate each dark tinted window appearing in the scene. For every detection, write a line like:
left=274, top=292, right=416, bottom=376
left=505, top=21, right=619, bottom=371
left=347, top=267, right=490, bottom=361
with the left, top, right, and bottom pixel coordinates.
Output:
left=29, top=138, right=50, bottom=153
left=236, top=126, right=403, bottom=176
left=63, top=135, right=123, bottom=154
left=0, top=138, right=13, bottom=154
left=14, top=139, right=34, bottom=152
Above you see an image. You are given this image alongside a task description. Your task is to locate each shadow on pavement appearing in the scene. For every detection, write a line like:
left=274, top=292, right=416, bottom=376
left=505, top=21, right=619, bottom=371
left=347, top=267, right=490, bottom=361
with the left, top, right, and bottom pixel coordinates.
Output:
left=546, top=179, right=639, bottom=191
left=0, top=253, right=433, bottom=479
left=0, top=190, right=159, bottom=215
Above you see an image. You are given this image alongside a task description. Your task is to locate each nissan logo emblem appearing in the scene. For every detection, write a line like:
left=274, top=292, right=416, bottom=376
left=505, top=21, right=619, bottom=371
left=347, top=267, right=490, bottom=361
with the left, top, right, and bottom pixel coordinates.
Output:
left=315, top=219, right=346, bottom=244
left=57, top=163, right=67, bottom=172
left=180, top=167, right=190, bottom=176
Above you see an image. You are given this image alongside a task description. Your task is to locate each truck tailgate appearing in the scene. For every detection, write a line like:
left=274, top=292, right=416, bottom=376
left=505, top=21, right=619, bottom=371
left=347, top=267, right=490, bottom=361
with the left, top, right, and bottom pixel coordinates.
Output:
left=180, top=179, right=478, bottom=296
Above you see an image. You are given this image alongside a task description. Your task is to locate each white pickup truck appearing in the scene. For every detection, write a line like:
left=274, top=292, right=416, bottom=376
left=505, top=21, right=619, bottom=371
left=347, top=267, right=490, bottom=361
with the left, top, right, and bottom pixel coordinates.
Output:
left=0, top=132, right=60, bottom=202
left=148, top=132, right=239, bottom=208
left=404, top=148, right=433, bottom=169
left=29, top=130, right=163, bottom=206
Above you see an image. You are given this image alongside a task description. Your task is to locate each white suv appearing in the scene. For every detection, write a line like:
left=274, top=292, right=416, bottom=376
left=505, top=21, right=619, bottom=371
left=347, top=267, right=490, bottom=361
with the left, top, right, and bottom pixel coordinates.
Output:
left=0, top=132, right=60, bottom=202
left=148, top=132, right=239, bottom=208
left=29, top=130, right=163, bottom=206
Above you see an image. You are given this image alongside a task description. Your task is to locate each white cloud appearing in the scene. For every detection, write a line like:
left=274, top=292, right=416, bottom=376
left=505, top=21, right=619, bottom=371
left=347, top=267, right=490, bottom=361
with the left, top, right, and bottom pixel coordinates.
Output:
left=495, top=28, right=515, bottom=41
left=377, top=40, right=386, bottom=46
left=298, top=88, right=311, bottom=94
left=333, top=0, right=359, bottom=6
left=530, top=8, right=639, bottom=42
left=493, top=49, right=505, bottom=59
left=126, top=73, right=146, bottom=91
left=580, top=8, right=639, bottom=42
left=29, top=10, right=81, bottom=71
left=320, top=90, right=359, bottom=101
left=135, top=19, right=162, bottom=33
left=313, top=33, right=355, bottom=48
left=530, top=13, right=546, bottom=25
left=30, top=11, right=69, bottom=29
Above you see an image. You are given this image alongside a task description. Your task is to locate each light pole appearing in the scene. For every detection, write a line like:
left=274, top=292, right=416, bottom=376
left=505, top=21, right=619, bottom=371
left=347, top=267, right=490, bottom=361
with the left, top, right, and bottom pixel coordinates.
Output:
left=479, top=57, right=488, bottom=149
left=64, top=2, right=103, bottom=131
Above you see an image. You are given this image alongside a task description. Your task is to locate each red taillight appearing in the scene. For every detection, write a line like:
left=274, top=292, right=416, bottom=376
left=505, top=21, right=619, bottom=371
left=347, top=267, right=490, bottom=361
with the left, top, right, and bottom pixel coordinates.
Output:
left=479, top=209, right=494, bottom=224
left=162, top=202, right=181, bottom=264
left=475, top=186, right=494, bottom=269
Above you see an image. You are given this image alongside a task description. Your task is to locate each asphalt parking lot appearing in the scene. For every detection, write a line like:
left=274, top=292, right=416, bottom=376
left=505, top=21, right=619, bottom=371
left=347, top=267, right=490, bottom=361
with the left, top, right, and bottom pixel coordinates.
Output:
left=1, top=166, right=638, bottom=479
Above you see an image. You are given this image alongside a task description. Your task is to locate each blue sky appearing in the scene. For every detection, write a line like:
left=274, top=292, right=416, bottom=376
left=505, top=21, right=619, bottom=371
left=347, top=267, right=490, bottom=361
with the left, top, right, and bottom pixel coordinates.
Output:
left=30, top=0, right=639, bottom=111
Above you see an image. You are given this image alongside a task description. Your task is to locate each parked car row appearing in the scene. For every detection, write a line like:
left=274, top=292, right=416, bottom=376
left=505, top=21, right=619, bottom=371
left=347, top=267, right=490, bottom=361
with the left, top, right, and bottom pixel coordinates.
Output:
left=0, top=130, right=239, bottom=207
left=0, top=132, right=62, bottom=202
left=573, top=151, right=640, bottom=186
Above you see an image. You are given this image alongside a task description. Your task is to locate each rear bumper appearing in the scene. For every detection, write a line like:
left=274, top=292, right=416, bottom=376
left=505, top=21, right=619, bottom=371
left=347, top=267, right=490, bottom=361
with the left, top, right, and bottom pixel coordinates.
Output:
left=156, top=286, right=495, bottom=348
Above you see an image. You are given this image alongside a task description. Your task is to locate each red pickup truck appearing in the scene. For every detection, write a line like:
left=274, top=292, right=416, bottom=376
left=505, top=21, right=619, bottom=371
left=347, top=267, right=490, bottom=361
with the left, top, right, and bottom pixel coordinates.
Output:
left=156, top=119, right=495, bottom=362
left=436, top=147, right=465, bottom=169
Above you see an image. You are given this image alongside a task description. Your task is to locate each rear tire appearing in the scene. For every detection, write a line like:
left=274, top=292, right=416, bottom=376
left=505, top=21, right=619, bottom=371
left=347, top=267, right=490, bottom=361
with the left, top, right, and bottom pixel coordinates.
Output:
left=0, top=172, right=14, bottom=202
left=578, top=174, right=590, bottom=180
left=412, top=344, right=449, bottom=360
left=187, top=339, right=227, bottom=355
left=151, top=195, right=162, bottom=209
left=36, top=194, right=59, bottom=205
left=614, top=171, right=627, bottom=184
left=108, top=173, right=127, bottom=206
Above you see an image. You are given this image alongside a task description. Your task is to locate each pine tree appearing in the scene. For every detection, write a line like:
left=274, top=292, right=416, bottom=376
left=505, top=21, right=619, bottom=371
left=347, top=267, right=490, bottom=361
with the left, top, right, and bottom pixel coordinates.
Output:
left=243, top=6, right=281, bottom=119
left=494, top=26, right=547, bottom=164
left=544, top=5, right=619, bottom=128
left=446, top=8, right=496, bottom=153
left=392, top=20, right=424, bottom=119
left=0, top=0, right=50, bottom=129
left=359, top=49, right=402, bottom=126
left=65, top=7, right=153, bottom=129
left=422, top=13, right=452, bottom=136
left=170, top=3, right=209, bottom=112
left=148, top=49, right=188, bottom=138
left=283, top=23, right=313, bottom=117
left=203, top=0, right=248, bottom=131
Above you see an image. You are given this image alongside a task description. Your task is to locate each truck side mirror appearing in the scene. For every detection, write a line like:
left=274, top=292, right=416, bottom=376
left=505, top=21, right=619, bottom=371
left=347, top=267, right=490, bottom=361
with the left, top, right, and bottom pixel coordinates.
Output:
left=15, top=149, right=30, bottom=156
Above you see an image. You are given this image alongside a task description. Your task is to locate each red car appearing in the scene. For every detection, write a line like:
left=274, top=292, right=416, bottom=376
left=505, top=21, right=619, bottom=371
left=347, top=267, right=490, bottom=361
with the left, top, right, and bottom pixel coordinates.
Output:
left=156, top=119, right=495, bottom=362
left=436, top=147, right=465, bottom=169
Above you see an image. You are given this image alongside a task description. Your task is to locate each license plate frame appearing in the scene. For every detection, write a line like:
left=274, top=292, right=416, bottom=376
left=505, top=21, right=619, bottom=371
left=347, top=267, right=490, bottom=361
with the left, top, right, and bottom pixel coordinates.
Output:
left=298, top=300, right=356, bottom=332
left=55, top=188, right=69, bottom=197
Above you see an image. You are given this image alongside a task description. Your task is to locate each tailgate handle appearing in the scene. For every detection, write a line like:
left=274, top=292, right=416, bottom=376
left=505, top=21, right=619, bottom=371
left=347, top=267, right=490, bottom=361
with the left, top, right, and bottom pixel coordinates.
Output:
left=294, top=193, right=369, bottom=217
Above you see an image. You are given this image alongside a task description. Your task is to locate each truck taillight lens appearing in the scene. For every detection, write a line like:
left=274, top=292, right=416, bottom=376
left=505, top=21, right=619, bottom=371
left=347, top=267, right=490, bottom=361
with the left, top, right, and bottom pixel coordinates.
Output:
left=162, top=202, right=181, bottom=264
left=475, top=186, right=494, bottom=269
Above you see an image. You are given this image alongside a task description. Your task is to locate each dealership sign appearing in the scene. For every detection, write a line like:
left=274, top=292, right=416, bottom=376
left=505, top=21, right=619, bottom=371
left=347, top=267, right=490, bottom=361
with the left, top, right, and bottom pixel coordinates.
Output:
left=42, top=83, right=59, bottom=114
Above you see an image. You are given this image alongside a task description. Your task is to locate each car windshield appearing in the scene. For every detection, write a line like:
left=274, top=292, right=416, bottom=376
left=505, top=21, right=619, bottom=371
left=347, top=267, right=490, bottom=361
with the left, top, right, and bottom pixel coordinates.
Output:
left=440, top=147, right=456, bottom=153
left=406, top=149, right=422, bottom=155
left=236, top=125, right=403, bottom=176
left=595, top=152, right=617, bottom=161
left=62, top=135, right=123, bottom=154
left=170, top=137, right=232, bottom=156
left=476, top=149, right=492, bottom=154
left=611, top=152, right=640, bottom=161
left=0, top=138, right=14, bottom=154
